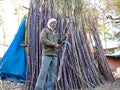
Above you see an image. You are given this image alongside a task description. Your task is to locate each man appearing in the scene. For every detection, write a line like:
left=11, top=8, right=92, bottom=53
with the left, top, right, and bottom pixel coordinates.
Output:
left=35, top=18, right=68, bottom=90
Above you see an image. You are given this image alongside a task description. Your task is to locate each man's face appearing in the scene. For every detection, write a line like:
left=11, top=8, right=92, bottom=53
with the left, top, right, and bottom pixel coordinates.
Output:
left=50, top=21, right=57, bottom=29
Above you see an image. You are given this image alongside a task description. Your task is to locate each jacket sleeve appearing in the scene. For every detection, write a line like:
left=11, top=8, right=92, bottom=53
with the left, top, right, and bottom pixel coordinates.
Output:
left=58, top=36, right=67, bottom=45
left=40, top=29, right=57, bottom=47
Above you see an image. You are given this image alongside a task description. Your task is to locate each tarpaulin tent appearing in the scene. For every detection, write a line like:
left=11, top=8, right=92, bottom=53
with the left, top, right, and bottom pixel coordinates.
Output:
left=0, top=17, right=27, bottom=82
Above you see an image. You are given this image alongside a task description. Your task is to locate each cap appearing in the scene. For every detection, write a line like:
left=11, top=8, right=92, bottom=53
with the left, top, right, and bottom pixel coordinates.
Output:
left=47, top=18, right=57, bottom=27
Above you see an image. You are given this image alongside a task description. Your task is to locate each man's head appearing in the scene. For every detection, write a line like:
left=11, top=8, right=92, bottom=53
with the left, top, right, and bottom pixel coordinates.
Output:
left=47, top=18, right=57, bottom=30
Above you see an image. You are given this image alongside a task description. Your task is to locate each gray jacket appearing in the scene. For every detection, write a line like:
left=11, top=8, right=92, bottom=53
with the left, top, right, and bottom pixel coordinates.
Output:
left=40, top=28, right=66, bottom=56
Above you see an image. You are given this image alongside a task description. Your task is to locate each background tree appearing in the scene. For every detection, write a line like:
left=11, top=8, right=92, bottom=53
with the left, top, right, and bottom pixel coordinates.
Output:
left=99, top=0, right=120, bottom=44
left=0, top=1, right=7, bottom=54
left=90, top=0, right=120, bottom=53
left=0, top=0, right=29, bottom=57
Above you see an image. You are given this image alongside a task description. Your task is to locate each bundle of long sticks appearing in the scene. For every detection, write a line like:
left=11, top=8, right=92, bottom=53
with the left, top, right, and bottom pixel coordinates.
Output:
left=26, top=0, right=114, bottom=90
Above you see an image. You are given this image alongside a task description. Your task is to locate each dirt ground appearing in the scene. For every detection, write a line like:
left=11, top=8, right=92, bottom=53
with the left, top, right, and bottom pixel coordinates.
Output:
left=92, top=78, right=120, bottom=90
left=0, top=70, right=120, bottom=90
left=93, top=68, right=120, bottom=90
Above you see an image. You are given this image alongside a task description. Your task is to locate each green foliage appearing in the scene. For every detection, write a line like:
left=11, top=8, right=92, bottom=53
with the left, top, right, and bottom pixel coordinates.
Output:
left=104, top=0, right=120, bottom=15
left=112, top=0, right=120, bottom=14
left=97, top=0, right=120, bottom=42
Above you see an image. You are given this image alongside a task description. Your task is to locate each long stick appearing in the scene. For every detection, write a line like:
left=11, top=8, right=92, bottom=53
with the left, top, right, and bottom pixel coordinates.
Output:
left=57, top=37, right=69, bottom=81
left=57, top=19, right=73, bottom=81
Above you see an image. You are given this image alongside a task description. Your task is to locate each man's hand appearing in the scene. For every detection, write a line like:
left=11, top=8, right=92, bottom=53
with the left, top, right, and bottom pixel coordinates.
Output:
left=55, top=44, right=61, bottom=49
left=65, top=32, right=70, bottom=37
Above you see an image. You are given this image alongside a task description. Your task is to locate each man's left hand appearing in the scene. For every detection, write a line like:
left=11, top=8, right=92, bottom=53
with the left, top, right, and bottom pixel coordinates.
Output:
left=65, top=32, right=70, bottom=37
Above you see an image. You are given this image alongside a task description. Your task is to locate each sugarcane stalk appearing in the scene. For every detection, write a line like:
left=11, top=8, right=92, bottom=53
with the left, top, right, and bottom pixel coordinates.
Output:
left=57, top=37, right=69, bottom=81
left=57, top=19, right=73, bottom=81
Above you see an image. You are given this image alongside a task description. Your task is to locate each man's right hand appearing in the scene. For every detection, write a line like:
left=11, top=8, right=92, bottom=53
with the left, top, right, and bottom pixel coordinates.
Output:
left=55, top=44, right=61, bottom=49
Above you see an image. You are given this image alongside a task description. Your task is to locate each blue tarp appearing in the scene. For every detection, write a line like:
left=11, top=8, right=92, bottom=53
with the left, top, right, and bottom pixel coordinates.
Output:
left=0, top=17, right=27, bottom=82
left=106, top=51, right=120, bottom=58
